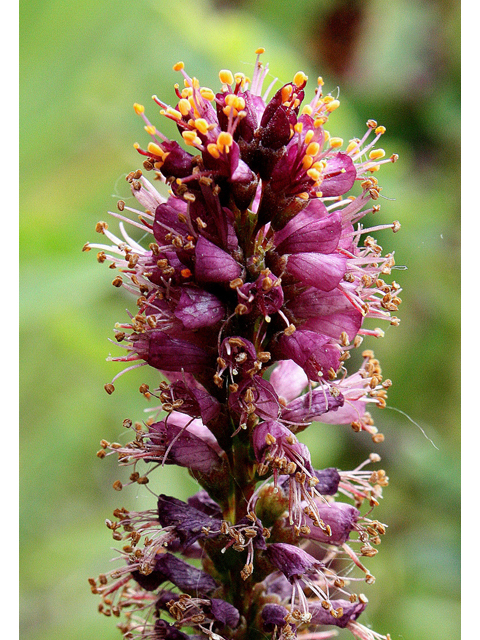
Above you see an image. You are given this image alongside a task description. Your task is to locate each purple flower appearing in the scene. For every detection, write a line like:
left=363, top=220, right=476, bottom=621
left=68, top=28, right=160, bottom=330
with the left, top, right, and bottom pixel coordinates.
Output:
left=302, top=500, right=360, bottom=545
left=131, top=552, right=218, bottom=594
left=309, top=598, right=366, bottom=628
left=274, top=329, right=341, bottom=382
left=157, top=494, right=223, bottom=549
left=266, top=542, right=324, bottom=581
left=194, top=235, right=243, bottom=284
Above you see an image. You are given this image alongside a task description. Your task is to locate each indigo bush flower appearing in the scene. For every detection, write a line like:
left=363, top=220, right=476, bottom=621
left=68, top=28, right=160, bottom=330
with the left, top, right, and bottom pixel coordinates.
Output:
left=86, top=49, right=400, bottom=640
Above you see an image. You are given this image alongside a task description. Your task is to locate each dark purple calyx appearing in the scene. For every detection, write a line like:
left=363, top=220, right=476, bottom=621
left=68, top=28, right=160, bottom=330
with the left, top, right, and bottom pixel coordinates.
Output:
left=131, top=552, right=218, bottom=594
left=274, top=329, right=341, bottom=382
left=194, top=235, right=242, bottom=284
left=131, top=330, right=215, bottom=375
left=266, top=542, right=324, bottom=581
left=309, top=598, right=367, bottom=628
left=210, top=598, right=241, bottom=629
left=146, top=420, right=225, bottom=475
left=261, top=603, right=290, bottom=632
left=157, top=495, right=222, bottom=549
left=274, top=208, right=341, bottom=256
left=304, top=501, right=359, bottom=545
left=259, top=82, right=305, bottom=150
left=187, top=490, right=223, bottom=518
left=281, top=387, right=344, bottom=432
left=286, top=251, right=347, bottom=292
left=174, top=287, right=226, bottom=330
left=313, top=468, right=341, bottom=495
left=289, top=286, right=363, bottom=342
left=167, top=380, right=221, bottom=425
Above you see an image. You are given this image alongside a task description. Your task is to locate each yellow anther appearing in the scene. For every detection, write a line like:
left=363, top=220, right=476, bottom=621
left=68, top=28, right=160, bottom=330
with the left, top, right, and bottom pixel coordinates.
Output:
left=281, top=85, right=293, bottom=102
left=314, top=116, right=327, bottom=128
left=367, top=163, right=381, bottom=172
left=326, top=99, right=340, bottom=112
left=178, top=99, right=191, bottom=116
left=207, top=143, right=221, bottom=159
left=307, top=168, right=321, bottom=181
left=369, top=149, right=386, bottom=160
left=375, top=125, right=386, bottom=135
left=323, top=130, right=330, bottom=142
left=255, top=47, right=265, bottom=54
left=223, top=105, right=233, bottom=117
left=225, top=94, right=236, bottom=106
left=306, top=141, right=320, bottom=157
left=302, top=155, right=314, bottom=171
left=304, top=129, right=314, bottom=145
left=234, top=96, right=245, bottom=110
left=346, top=139, right=360, bottom=154
left=133, top=103, right=145, bottom=115
left=194, top=118, right=209, bottom=135
left=293, top=71, right=308, bottom=87
left=323, top=95, right=334, bottom=103
left=294, top=122, right=303, bottom=134
left=217, top=131, right=233, bottom=147
left=298, top=192, right=309, bottom=200
left=234, top=73, right=246, bottom=86
left=166, top=107, right=182, bottom=120
left=301, top=105, right=313, bottom=116
left=317, top=76, right=324, bottom=86
left=147, top=142, right=164, bottom=157
left=200, top=87, right=215, bottom=101
left=144, top=125, right=156, bottom=135
left=312, top=159, right=326, bottom=171
left=173, top=61, right=185, bottom=72
left=219, top=69, right=234, bottom=85
left=329, top=137, right=343, bottom=148
left=181, top=87, right=193, bottom=98
left=182, top=130, right=200, bottom=146
left=133, top=142, right=140, bottom=149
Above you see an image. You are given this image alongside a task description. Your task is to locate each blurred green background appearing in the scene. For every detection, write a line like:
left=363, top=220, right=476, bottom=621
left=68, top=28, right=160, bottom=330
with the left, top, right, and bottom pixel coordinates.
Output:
left=20, top=0, right=460, bottom=638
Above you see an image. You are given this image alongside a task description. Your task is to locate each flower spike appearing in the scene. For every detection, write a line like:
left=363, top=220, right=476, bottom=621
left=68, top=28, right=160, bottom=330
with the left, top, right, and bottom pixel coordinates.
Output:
left=88, top=51, right=401, bottom=640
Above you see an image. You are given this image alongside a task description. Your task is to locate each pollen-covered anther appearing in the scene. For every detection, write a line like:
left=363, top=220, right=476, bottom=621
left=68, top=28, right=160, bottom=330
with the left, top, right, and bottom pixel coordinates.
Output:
left=307, top=168, right=321, bottom=182
left=219, top=69, right=234, bottom=85
left=217, top=131, right=233, bottom=153
left=329, top=137, right=343, bottom=148
left=194, top=118, right=209, bottom=135
left=182, top=130, right=201, bottom=146
left=325, top=99, right=340, bottom=112
left=95, top=221, right=108, bottom=234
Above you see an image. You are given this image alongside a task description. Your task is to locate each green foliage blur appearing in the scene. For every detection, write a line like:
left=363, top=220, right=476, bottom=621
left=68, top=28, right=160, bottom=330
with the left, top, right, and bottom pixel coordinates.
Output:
left=20, top=0, right=460, bottom=638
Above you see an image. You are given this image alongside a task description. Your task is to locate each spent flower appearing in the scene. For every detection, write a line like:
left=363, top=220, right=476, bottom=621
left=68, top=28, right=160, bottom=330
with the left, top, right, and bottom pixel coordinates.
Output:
left=87, top=49, right=399, bottom=640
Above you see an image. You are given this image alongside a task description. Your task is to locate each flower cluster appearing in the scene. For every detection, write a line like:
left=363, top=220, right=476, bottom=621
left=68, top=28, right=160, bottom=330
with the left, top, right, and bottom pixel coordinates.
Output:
left=86, top=50, right=400, bottom=640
